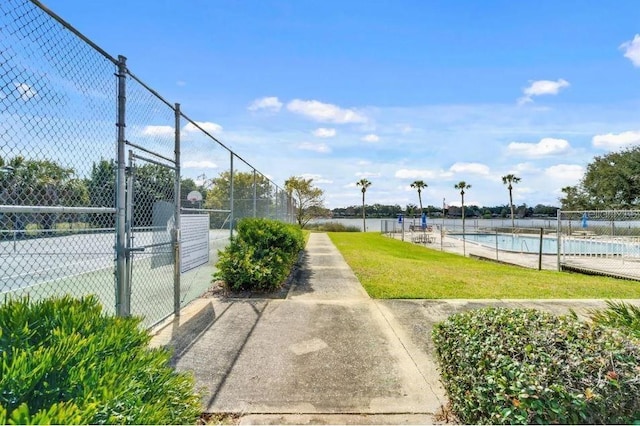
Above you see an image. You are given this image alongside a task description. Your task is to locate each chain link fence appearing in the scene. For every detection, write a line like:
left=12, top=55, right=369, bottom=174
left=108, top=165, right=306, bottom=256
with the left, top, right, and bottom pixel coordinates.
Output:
left=383, top=213, right=640, bottom=279
left=1, top=0, right=294, bottom=327
left=1, top=0, right=118, bottom=314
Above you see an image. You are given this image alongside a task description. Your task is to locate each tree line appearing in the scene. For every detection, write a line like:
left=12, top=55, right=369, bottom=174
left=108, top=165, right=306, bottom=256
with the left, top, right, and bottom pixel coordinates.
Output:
left=330, top=203, right=559, bottom=219
left=3, top=144, right=633, bottom=232
left=0, top=156, right=288, bottom=231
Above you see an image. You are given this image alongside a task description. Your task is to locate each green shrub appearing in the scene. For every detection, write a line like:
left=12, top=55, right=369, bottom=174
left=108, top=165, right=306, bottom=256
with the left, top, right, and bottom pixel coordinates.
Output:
left=590, top=300, right=640, bottom=339
left=0, top=295, right=201, bottom=425
left=236, top=218, right=303, bottom=258
left=432, top=307, right=640, bottom=424
left=215, top=218, right=304, bottom=292
left=304, top=222, right=360, bottom=232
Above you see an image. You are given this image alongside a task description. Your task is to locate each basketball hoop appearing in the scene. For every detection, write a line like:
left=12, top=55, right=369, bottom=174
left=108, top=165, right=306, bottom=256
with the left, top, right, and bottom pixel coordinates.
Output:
left=186, top=191, right=203, bottom=202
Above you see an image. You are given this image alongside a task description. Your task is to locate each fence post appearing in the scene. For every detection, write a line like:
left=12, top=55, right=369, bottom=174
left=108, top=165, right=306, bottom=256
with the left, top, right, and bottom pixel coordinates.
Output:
left=125, top=150, right=134, bottom=309
left=253, top=169, right=257, bottom=218
left=115, top=55, right=129, bottom=316
left=229, top=153, right=234, bottom=238
left=173, top=103, right=181, bottom=317
left=556, top=209, right=561, bottom=271
left=538, top=227, right=543, bottom=270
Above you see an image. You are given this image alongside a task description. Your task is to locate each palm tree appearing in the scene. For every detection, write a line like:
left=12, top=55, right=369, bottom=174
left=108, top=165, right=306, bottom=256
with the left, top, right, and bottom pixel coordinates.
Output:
left=410, top=180, right=428, bottom=215
left=501, top=174, right=521, bottom=229
left=454, top=181, right=471, bottom=234
left=356, top=178, right=371, bottom=231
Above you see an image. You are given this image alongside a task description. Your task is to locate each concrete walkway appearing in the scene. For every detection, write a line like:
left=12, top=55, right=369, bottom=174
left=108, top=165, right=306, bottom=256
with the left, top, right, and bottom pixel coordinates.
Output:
left=151, top=233, right=637, bottom=425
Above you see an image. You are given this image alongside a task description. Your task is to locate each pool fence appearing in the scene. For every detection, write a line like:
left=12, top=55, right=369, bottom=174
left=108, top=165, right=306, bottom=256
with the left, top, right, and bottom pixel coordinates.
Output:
left=382, top=211, right=640, bottom=280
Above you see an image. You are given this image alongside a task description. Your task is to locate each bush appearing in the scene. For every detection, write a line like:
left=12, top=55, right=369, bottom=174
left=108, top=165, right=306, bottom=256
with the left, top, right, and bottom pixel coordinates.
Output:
left=432, top=307, right=640, bottom=424
left=304, top=222, right=360, bottom=232
left=0, top=295, right=201, bottom=425
left=215, top=218, right=304, bottom=292
left=590, top=300, right=640, bottom=339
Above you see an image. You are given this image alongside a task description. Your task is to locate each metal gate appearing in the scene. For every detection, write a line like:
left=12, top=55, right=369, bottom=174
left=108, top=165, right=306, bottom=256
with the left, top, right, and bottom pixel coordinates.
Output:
left=123, top=147, right=180, bottom=327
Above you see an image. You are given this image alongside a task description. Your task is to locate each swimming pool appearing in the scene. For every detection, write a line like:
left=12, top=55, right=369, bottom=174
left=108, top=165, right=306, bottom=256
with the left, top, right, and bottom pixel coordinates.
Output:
left=450, top=233, right=636, bottom=256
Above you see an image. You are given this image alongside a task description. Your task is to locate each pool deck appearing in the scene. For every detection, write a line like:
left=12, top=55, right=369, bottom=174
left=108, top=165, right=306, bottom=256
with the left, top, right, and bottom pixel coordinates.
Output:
left=389, top=230, right=640, bottom=280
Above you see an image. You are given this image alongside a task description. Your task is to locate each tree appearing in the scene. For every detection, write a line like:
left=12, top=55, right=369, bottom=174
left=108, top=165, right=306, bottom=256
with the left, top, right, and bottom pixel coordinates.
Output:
left=501, top=174, right=521, bottom=228
left=205, top=171, right=275, bottom=225
left=557, top=146, right=640, bottom=210
left=410, top=180, right=428, bottom=215
left=405, top=203, right=418, bottom=217
left=0, top=156, right=88, bottom=230
left=131, top=163, right=175, bottom=227
left=533, top=204, right=559, bottom=217
left=284, top=176, right=325, bottom=227
left=86, top=159, right=116, bottom=227
left=356, top=178, right=371, bottom=231
left=454, top=181, right=471, bottom=234
left=559, top=185, right=589, bottom=210
left=581, top=146, right=640, bottom=209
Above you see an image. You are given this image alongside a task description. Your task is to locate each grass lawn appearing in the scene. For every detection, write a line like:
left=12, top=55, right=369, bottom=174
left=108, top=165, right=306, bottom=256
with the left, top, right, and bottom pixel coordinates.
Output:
left=328, top=232, right=640, bottom=299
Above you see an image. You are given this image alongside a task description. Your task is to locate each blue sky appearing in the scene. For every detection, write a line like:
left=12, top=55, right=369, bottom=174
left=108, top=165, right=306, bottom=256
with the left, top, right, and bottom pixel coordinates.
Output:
left=44, top=0, right=640, bottom=209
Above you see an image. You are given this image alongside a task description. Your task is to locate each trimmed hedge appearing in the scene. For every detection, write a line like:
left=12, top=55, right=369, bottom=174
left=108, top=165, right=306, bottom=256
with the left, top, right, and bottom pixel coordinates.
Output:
left=215, top=218, right=304, bottom=292
left=432, top=307, right=640, bottom=424
left=0, top=295, right=201, bottom=425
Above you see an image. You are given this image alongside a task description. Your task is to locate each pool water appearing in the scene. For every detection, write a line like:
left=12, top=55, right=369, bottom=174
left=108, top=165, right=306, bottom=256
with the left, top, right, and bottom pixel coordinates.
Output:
left=452, top=233, right=634, bottom=256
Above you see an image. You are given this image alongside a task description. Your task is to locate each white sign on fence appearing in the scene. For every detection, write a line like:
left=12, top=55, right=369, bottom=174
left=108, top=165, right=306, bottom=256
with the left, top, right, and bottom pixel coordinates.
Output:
left=180, top=214, right=209, bottom=273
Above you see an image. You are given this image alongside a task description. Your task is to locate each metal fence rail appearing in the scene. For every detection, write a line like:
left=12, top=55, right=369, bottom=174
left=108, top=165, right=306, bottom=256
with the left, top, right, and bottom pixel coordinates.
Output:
left=558, top=210, right=640, bottom=280
left=1, top=0, right=295, bottom=327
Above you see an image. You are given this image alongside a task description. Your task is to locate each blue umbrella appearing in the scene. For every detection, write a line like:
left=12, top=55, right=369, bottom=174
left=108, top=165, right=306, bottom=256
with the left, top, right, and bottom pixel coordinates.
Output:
left=398, top=214, right=403, bottom=223
left=421, top=212, right=427, bottom=229
left=581, top=212, right=588, bottom=228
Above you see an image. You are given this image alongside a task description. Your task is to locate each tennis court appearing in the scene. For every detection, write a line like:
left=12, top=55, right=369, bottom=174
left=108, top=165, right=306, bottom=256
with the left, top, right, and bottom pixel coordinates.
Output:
left=0, top=228, right=229, bottom=325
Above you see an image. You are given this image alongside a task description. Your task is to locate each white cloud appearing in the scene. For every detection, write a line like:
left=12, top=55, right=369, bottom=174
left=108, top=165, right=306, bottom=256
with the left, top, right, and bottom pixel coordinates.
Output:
left=513, top=162, right=541, bottom=174
left=507, top=137, right=570, bottom=157
left=183, top=121, right=223, bottom=134
left=355, top=172, right=381, bottom=178
left=177, top=80, right=187, bottom=87
left=142, top=125, right=173, bottom=136
left=518, top=79, right=569, bottom=104
left=298, top=142, right=331, bottom=153
left=357, top=160, right=372, bottom=166
left=544, top=164, right=584, bottom=181
left=313, top=128, right=336, bottom=138
left=300, top=173, right=333, bottom=184
left=248, top=96, right=283, bottom=112
left=620, top=34, right=640, bottom=67
left=301, top=173, right=322, bottom=179
left=183, top=160, right=218, bottom=169
left=592, top=130, right=640, bottom=149
left=394, top=169, right=435, bottom=179
left=14, top=82, right=37, bottom=100
left=361, top=134, right=380, bottom=143
left=449, top=162, right=490, bottom=175
left=287, top=99, right=367, bottom=123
